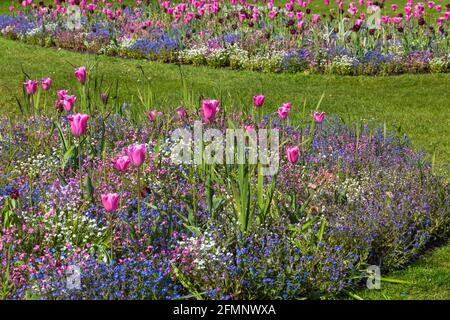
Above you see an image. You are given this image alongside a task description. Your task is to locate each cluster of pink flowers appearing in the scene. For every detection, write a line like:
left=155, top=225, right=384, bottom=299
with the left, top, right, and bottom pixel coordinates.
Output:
left=24, top=78, right=52, bottom=95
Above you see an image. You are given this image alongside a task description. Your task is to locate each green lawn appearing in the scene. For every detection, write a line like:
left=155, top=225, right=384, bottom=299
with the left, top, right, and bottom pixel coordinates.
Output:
left=1, top=37, right=449, bottom=173
left=355, top=242, right=450, bottom=300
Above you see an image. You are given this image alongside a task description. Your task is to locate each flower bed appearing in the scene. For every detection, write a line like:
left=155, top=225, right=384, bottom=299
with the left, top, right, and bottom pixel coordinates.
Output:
left=0, top=66, right=448, bottom=299
left=1, top=0, right=449, bottom=75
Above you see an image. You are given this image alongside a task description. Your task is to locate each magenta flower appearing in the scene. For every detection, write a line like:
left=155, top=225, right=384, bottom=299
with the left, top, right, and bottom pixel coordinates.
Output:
left=244, top=124, right=254, bottom=133
left=313, top=112, right=326, bottom=124
left=63, top=95, right=77, bottom=111
left=277, top=106, right=290, bottom=120
left=281, top=102, right=292, bottom=111
left=57, top=89, right=69, bottom=99
left=253, top=95, right=265, bottom=108
left=101, top=193, right=120, bottom=213
left=147, top=110, right=157, bottom=122
left=127, top=144, right=146, bottom=167
left=74, top=66, right=87, bottom=84
left=201, top=99, right=220, bottom=124
left=56, top=99, right=73, bottom=112
left=101, top=93, right=107, bottom=105
left=68, top=113, right=89, bottom=137
left=286, top=146, right=299, bottom=164
left=113, top=155, right=131, bottom=172
left=41, top=78, right=52, bottom=91
left=24, top=80, right=38, bottom=95
left=176, top=106, right=188, bottom=119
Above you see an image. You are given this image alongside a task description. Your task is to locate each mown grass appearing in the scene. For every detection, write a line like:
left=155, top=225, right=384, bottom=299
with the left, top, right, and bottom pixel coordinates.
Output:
left=1, top=37, right=449, bottom=173
left=354, top=241, right=450, bottom=300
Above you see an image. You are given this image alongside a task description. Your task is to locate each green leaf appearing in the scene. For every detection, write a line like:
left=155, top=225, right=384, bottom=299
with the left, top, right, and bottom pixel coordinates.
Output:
left=84, top=175, right=95, bottom=204
left=61, top=144, right=77, bottom=170
left=317, top=216, right=326, bottom=243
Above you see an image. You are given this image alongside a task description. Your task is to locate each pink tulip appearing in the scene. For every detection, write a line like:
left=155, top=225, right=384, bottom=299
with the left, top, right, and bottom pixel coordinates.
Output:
left=201, top=99, right=220, bottom=124
left=101, top=93, right=107, bottom=105
left=435, top=5, right=441, bottom=12
left=68, top=113, right=89, bottom=137
left=391, top=4, right=397, bottom=11
left=176, top=106, right=187, bottom=119
left=128, top=144, right=146, bottom=167
left=277, top=106, right=290, bottom=120
left=427, top=1, right=434, bottom=9
left=101, top=193, right=120, bottom=213
left=63, top=95, right=77, bottom=111
left=9, top=6, right=15, bottom=12
left=57, top=89, right=69, bottom=99
left=244, top=124, right=254, bottom=133
left=56, top=99, right=74, bottom=112
left=41, top=78, right=52, bottom=91
left=74, top=66, right=87, bottom=84
left=312, top=14, right=320, bottom=24
left=286, top=146, right=299, bottom=164
left=147, top=110, right=157, bottom=122
left=313, top=111, right=326, bottom=123
left=253, top=95, right=265, bottom=108
left=113, top=155, right=131, bottom=172
left=24, top=80, right=38, bottom=95
left=268, top=10, right=278, bottom=19
left=281, top=102, right=292, bottom=111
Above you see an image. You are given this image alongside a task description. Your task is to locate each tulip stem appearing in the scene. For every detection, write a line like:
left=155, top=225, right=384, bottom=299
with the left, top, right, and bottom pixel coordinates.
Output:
left=137, top=166, right=141, bottom=233
left=79, top=138, right=83, bottom=200
left=109, top=214, right=114, bottom=259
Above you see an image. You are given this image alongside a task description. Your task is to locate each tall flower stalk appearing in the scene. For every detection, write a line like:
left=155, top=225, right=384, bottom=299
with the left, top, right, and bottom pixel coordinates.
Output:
left=68, top=113, right=90, bottom=199
left=127, top=144, right=147, bottom=232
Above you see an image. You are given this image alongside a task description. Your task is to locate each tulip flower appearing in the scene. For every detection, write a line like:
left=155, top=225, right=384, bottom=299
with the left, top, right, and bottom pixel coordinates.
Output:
left=281, top=102, right=292, bottom=111
left=128, top=144, right=146, bottom=167
left=102, top=192, right=120, bottom=255
left=253, top=95, right=265, bottom=108
left=74, top=66, right=87, bottom=84
left=41, top=78, right=52, bottom=91
left=286, top=146, right=299, bottom=164
left=68, top=113, right=89, bottom=137
left=101, top=193, right=120, bottom=213
left=277, top=106, right=290, bottom=120
left=63, top=95, right=77, bottom=111
left=57, top=89, right=69, bottom=99
left=201, top=99, right=220, bottom=124
left=244, top=124, right=254, bottom=133
left=24, top=80, right=38, bottom=95
left=127, top=143, right=147, bottom=232
left=56, top=99, right=74, bottom=112
left=313, top=112, right=326, bottom=124
left=113, top=155, right=131, bottom=172
left=101, top=93, right=107, bottom=105
left=176, top=106, right=187, bottom=119
left=68, top=113, right=89, bottom=199
left=147, top=110, right=157, bottom=122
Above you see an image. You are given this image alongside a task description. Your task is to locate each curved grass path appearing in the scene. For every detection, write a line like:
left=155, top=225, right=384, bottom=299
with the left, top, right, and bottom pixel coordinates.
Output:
left=0, top=37, right=449, bottom=299
left=355, top=242, right=450, bottom=300
left=1, top=37, right=449, bottom=172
